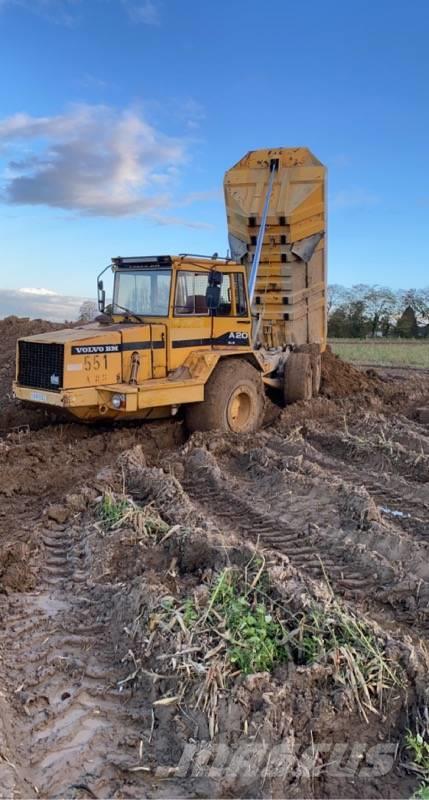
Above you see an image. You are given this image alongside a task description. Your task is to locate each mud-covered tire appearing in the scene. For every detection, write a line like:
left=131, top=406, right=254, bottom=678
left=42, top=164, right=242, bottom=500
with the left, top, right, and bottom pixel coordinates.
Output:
left=311, top=354, right=322, bottom=395
left=284, top=352, right=313, bottom=403
left=185, top=359, right=265, bottom=433
left=293, top=344, right=321, bottom=396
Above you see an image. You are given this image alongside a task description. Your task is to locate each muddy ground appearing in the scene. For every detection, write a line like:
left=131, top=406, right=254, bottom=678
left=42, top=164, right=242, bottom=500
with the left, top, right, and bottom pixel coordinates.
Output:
left=1, top=318, right=429, bottom=799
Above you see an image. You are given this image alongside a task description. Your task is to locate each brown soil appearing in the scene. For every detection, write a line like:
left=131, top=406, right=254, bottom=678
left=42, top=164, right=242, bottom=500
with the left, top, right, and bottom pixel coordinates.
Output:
left=321, top=345, right=381, bottom=398
left=0, top=318, right=429, bottom=798
left=0, top=316, right=65, bottom=430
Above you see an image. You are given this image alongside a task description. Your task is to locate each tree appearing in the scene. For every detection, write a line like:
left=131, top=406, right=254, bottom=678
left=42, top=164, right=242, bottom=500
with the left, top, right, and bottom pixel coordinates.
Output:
left=327, top=283, right=429, bottom=339
left=349, top=285, right=398, bottom=337
left=398, top=289, right=429, bottom=326
left=78, top=300, right=98, bottom=322
left=395, top=305, right=419, bottom=338
left=347, top=299, right=370, bottom=338
left=327, top=284, right=350, bottom=316
left=327, top=299, right=370, bottom=338
left=328, top=306, right=349, bottom=338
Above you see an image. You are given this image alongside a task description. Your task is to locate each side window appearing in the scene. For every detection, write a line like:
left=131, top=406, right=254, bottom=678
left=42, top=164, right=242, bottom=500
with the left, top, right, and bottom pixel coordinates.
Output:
left=174, top=271, right=232, bottom=316
left=233, top=273, right=248, bottom=316
left=174, top=272, right=209, bottom=315
left=217, top=274, right=231, bottom=316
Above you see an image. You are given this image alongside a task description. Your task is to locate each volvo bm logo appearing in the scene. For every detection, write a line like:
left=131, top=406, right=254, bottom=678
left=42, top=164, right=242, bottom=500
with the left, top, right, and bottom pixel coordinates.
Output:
left=71, top=344, right=120, bottom=355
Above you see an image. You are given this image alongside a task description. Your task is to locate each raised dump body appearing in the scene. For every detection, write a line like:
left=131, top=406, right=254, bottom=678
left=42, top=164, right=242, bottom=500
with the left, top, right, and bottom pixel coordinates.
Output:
left=224, top=147, right=326, bottom=350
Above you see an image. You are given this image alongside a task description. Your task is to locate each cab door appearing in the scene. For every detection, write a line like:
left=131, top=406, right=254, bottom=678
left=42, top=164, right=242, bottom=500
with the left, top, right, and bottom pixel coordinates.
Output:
left=211, top=271, right=251, bottom=349
left=210, top=271, right=234, bottom=346
left=168, top=269, right=213, bottom=371
left=168, top=269, right=251, bottom=370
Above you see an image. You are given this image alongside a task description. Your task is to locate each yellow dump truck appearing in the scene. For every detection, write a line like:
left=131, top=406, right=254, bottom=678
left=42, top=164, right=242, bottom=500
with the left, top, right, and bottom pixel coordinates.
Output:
left=13, top=147, right=326, bottom=433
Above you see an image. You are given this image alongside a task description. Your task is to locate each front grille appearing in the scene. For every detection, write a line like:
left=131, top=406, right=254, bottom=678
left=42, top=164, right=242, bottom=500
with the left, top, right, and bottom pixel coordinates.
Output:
left=18, top=341, right=64, bottom=391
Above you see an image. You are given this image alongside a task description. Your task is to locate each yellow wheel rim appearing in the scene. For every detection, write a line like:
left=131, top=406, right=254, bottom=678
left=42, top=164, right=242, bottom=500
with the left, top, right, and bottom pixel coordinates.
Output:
left=227, top=386, right=252, bottom=431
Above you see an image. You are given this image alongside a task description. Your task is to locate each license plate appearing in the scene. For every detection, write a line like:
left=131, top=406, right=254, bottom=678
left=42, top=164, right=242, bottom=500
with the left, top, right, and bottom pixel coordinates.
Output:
left=31, top=391, right=48, bottom=403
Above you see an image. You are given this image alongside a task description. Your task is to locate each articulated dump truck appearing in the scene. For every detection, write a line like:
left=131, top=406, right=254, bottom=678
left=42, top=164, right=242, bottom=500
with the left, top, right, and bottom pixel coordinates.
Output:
left=13, top=147, right=326, bottom=433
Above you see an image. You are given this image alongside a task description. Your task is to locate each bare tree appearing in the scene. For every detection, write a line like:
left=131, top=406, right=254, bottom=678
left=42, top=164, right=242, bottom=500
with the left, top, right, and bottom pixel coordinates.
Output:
left=327, top=283, right=429, bottom=338
left=349, top=285, right=398, bottom=337
left=78, top=300, right=98, bottom=322
left=327, top=284, right=350, bottom=316
left=399, top=288, right=429, bottom=324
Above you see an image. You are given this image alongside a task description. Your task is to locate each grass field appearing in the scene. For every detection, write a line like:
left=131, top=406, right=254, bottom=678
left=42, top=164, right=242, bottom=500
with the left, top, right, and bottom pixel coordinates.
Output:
left=329, top=339, right=429, bottom=368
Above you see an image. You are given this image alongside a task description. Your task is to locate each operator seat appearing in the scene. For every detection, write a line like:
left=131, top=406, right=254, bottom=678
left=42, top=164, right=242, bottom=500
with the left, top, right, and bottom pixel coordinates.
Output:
left=185, top=295, right=208, bottom=314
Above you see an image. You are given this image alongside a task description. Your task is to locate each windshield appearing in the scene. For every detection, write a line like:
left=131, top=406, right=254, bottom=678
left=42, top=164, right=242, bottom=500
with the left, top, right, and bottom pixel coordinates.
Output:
left=113, top=269, right=171, bottom=316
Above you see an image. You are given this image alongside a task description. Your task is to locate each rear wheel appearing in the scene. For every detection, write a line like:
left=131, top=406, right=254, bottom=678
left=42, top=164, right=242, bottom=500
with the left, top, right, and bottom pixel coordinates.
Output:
left=284, top=352, right=313, bottom=403
left=311, top=353, right=322, bottom=395
left=185, top=359, right=264, bottom=433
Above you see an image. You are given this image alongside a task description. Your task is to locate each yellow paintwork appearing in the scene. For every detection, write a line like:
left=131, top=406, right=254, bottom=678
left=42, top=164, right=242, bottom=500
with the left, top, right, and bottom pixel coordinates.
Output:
left=224, top=147, right=326, bottom=350
left=13, top=256, right=259, bottom=422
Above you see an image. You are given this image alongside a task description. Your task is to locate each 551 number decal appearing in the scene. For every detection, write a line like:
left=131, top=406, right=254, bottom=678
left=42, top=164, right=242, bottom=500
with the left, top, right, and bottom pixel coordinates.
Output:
left=84, top=354, right=108, bottom=371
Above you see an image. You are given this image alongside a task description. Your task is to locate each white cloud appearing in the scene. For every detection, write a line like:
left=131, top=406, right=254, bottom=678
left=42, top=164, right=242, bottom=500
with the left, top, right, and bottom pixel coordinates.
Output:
left=0, top=104, right=194, bottom=218
left=0, top=0, right=81, bottom=26
left=330, top=153, right=351, bottom=168
left=122, top=0, right=160, bottom=24
left=0, top=287, right=90, bottom=321
left=79, top=73, right=110, bottom=91
left=20, top=287, right=59, bottom=296
left=150, top=213, right=213, bottom=230
left=0, top=0, right=161, bottom=25
left=332, top=188, right=380, bottom=210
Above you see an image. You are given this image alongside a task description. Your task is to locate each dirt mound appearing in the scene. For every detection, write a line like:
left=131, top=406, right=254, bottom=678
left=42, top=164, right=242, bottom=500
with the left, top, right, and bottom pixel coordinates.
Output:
left=0, top=316, right=64, bottom=430
left=321, top=345, right=381, bottom=398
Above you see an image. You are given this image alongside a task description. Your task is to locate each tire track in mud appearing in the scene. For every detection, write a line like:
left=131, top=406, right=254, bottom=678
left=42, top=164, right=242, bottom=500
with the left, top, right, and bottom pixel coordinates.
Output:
left=0, top=521, right=149, bottom=798
left=297, top=422, right=429, bottom=544
left=0, top=418, right=186, bottom=798
left=179, top=441, right=429, bottom=636
left=305, top=427, right=429, bottom=485
left=259, top=428, right=429, bottom=606
left=265, top=426, right=429, bottom=540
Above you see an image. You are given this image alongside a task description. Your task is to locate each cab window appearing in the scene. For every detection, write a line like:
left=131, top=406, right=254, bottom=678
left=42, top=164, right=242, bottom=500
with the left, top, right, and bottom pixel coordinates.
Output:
left=113, top=269, right=171, bottom=316
left=174, top=271, right=232, bottom=316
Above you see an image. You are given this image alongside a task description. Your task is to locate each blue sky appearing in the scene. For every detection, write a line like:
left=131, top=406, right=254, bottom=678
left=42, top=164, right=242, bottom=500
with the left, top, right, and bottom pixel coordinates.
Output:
left=0, top=0, right=428, bottom=319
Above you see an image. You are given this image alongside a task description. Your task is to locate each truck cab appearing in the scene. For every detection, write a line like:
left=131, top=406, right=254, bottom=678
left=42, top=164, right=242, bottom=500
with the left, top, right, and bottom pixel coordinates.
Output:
left=105, top=254, right=252, bottom=380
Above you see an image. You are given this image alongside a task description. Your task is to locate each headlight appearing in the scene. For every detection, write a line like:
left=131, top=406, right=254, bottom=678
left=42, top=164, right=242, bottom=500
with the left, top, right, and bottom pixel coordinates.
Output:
left=111, top=393, right=125, bottom=409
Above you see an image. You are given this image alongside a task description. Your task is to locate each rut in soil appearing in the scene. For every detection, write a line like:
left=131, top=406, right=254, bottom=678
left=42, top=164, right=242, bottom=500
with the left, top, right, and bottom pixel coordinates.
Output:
left=0, top=516, right=155, bottom=798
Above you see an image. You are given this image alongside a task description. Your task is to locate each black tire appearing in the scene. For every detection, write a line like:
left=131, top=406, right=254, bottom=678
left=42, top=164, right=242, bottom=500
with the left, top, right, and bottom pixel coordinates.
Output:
left=284, top=352, right=313, bottom=403
left=185, top=359, right=265, bottom=433
left=294, top=344, right=322, bottom=397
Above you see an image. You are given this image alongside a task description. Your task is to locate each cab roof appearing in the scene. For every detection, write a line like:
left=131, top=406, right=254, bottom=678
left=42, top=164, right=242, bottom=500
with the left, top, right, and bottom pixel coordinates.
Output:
left=111, top=254, right=241, bottom=270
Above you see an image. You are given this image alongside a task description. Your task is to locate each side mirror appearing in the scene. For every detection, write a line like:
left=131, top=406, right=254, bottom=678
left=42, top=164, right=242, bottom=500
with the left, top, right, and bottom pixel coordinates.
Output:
left=206, top=285, right=221, bottom=310
left=97, top=280, right=105, bottom=313
left=206, top=270, right=223, bottom=311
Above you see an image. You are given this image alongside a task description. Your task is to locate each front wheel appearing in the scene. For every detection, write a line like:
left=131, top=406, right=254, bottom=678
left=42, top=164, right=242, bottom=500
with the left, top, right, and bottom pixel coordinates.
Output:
left=185, top=359, right=265, bottom=433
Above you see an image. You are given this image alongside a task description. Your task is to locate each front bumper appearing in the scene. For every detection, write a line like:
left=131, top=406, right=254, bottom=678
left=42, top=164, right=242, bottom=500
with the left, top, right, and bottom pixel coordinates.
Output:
left=13, top=383, right=139, bottom=418
left=13, top=377, right=205, bottom=421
